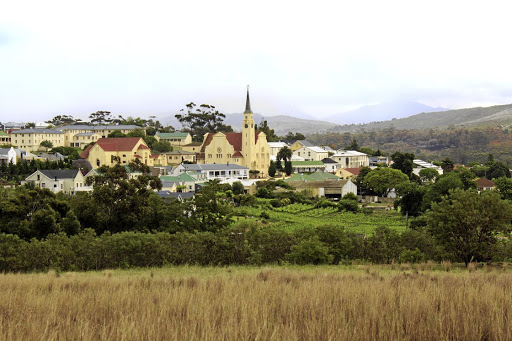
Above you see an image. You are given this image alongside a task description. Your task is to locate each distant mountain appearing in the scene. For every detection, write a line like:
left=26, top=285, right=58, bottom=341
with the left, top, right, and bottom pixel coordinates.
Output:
left=327, top=101, right=447, bottom=125
left=329, top=103, right=512, bottom=133
left=158, top=112, right=338, bottom=136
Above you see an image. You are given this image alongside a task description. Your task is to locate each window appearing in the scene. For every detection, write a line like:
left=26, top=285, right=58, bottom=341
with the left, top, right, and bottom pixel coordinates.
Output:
left=208, top=154, right=212, bottom=158
left=42, top=183, right=46, bottom=188
left=216, top=154, right=222, bottom=158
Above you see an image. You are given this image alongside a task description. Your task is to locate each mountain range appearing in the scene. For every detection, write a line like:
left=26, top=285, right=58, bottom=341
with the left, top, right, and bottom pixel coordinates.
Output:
left=158, top=101, right=512, bottom=136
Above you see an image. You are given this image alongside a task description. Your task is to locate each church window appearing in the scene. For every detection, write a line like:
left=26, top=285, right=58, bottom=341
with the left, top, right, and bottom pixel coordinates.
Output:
left=208, top=154, right=212, bottom=158
left=216, top=154, right=222, bottom=158
left=227, top=154, right=232, bottom=158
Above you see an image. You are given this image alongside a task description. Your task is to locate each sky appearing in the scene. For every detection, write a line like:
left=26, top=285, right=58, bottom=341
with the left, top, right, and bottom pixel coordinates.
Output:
left=2, top=0, right=512, bottom=123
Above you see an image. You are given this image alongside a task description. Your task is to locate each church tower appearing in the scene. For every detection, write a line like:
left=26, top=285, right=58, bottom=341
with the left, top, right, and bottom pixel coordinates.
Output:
left=242, top=86, right=256, bottom=170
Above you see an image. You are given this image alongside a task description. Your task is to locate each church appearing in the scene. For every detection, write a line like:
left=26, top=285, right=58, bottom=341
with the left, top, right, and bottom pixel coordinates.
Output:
left=197, top=89, right=270, bottom=177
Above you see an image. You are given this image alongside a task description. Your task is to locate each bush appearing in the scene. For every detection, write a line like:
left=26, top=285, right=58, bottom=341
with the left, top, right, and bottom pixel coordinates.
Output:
left=286, top=236, right=333, bottom=265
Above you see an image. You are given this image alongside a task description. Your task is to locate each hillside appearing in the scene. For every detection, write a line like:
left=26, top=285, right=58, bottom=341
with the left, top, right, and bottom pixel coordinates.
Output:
left=159, top=113, right=338, bottom=136
left=330, top=103, right=512, bottom=132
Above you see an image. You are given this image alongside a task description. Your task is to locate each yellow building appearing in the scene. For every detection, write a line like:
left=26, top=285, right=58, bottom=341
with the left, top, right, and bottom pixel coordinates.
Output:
left=0, top=131, right=10, bottom=145
left=10, top=129, right=65, bottom=152
left=80, top=137, right=163, bottom=168
left=58, top=125, right=142, bottom=148
left=197, top=89, right=270, bottom=177
left=154, top=132, right=192, bottom=149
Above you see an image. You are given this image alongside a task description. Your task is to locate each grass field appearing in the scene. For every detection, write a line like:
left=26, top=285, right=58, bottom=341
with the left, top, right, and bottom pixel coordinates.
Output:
left=1, top=265, right=512, bottom=340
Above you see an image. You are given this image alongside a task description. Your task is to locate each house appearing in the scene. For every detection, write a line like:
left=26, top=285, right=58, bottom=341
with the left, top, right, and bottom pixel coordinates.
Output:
left=156, top=191, right=195, bottom=201
left=196, top=89, right=270, bottom=176
left=154, top=132, right=192, bottom=149
left=292, top=145, right=329, bottom=161
left=286, top=172, right=341, bottom=182
left=0, top=147, right=17, bottom=165
left=158, top=150, right=196, bottom=165
left=10, top=129, right=65, bottom=152
left=285, top=178, right=357, bottom=199
left=219, top=178, right=260, bottom=195
left=412, top=159, right=443, bottom=176
left=369, top=156, right=389, bottom=166
left=290, top=161, right=326, bottom=173
left=268, top=141, right=289, bottom=158
left=336, top=167, right=361, bottom=180
left=289, top=140, right=314, bottom=152
left=181, top=142, right=203, bottom=154
left=160, top=172, right=198, bottom=192
left=0, top=131, right=11, bottom=144
left=331, top=151, right=369, bottom=168
left=80, top=137, right=162, bottom=168
left=322, top=158, right=340, bottom=173
left=23, top=169, right=90, bottom=194
left=57, top=125, right=142, bottom=148
left=476, top=178, right=495, bottom=192
left=173, top=163, right=249, bottom=181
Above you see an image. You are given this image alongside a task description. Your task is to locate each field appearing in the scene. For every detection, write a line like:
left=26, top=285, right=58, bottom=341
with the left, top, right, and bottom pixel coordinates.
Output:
left=1, top=265, right=512, bottom=340
left=234, top=202, right=406, bottom=235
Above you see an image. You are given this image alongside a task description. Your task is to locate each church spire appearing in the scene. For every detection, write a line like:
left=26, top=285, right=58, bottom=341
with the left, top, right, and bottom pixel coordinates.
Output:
left=244, top=85, right=252, bottom=114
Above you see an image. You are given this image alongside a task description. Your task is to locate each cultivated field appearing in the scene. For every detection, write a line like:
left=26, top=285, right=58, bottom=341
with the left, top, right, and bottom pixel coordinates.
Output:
left=1, top=265, right=511, bottom=340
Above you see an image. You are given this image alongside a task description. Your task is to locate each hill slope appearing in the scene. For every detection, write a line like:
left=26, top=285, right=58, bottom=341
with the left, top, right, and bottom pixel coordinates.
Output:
left=330, top=103, right=512, bottom=132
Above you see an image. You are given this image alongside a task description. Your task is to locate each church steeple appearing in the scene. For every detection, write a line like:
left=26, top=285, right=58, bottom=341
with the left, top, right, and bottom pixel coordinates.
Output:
left=244, top=85, right=252, bottom=114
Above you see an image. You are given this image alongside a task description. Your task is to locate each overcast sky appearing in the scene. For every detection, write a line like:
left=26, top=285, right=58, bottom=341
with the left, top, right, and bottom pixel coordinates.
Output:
left=1, top=0, right=512, bottom=123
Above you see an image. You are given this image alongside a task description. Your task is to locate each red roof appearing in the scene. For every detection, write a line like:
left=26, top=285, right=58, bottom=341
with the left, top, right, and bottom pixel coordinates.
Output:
left=344, top=168, right=361, bottom=176
left=476, top=178, right=495, bottom=188
left=138, top=144, right=150, bottom=150
left=150, top=154, right=159, bottom=159
left=134, top=155, right=142, bottom=159
left=232, top=151, right=243, bottom=157
left=80, top=137, right=146, bottom=159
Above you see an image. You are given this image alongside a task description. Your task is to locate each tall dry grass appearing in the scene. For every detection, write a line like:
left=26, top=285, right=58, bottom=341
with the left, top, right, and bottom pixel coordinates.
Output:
left=1, top=266, right=511, bottom=340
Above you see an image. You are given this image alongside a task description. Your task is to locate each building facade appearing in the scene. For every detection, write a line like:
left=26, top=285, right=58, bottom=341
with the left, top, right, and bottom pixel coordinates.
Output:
left=58, top=125, right=142, bottom=147
left=10, top=129, right=65, bottom=152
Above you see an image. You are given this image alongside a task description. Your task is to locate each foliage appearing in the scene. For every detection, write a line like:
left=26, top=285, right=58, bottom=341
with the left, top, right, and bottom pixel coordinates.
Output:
left=427, top=189, right=512, bottom=265
left=283, top=132, right=305, bottom=141
left=232, top=181, right=245, bottom=195
left=268, top=161, right=277, bottom=177
left=151, top=140, right=173, bottom=154
left=486, top=161, right=511, bottom=180
left=175, top=102, right=232, bottom=141
left=256, top=120, right=279, bottom=142
left=395, top=182, right=425, bottom=217
left=284, top=161, right=292, bottom=176
left=441, top=157, right=454, bottom=173
left=364, top=167, right=410, bottom=197
left=391, top=151, right=414, bottom=177
left=45, top=115, right=77, bottom=127
left=418, top=168, right=439, bottom=183
left=494, top=177, right=512, bottom=200
left=89, top=111, right=116, bottom=125
left=286, top=236, right=332, bottom=265
left=40, top=140, right=53, bottom=151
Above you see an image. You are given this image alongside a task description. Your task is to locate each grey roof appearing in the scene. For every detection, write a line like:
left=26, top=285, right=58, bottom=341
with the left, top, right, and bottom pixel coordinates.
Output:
left=58, top=125, right=141, bottom=131
left=156, top=191, right=194, bottom=200
left=13, top=129, right=63, bottom=134
left=39, top=169, right=79, bottom=179
left=182, top=163, right=249, bottom=171
left=322, top=158, right=338, bottom=164
left=164, top=150, right=196, bottom=155
left=75, top=132, right=99, bottom=136
left=296, top=140, right=314, bottom=147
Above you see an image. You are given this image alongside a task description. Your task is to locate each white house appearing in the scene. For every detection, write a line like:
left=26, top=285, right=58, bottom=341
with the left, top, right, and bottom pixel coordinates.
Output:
left=23, top=169, right=90, bottom=194
left=293, top=146, right=329, bottom=161
left=322, top=158, right=341, bottom=173
left=0, top=147, right=17, bottom=165
left=268, top=141, right=289, bottom=158
left=331, top=150, right=369, bottom=168
left=172, top=163, right=250, bottom=181
left=412, top=159, right=443, bottom=176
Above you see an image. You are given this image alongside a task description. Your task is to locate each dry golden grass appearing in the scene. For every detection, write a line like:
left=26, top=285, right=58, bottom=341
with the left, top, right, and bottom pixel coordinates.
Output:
left=1, top=266, right=512, bottom=340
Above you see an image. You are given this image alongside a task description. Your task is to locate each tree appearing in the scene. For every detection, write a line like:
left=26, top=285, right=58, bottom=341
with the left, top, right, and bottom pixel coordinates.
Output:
left=277, top=146, right=292, bottom=163
left=286, top=236, right=332, bottom=265
left=494, top=177, right=512, bottom=200
left=175, top=102, right=232, bottom=141
left=391, top=152, right=415, bottom=177
left=364, top=167, right=409, bottom=197
left=45, top=115, right=77, bottom=127
left=89, top=111, right=114, bottom=125
left=427, top=189, right=512, bottom=265
left=345, top=139, right=359, bottom=151
left=268, top=161, right=277, bottom=177
left=441, top=157, right=454, bottom=173
left=421, top=172, right=465, bottom=211
left=284, top=132, right=305, bottom=141
left=249, top=170, right=260, bottom=179
left=232, top=181, right=245, bottom=195
left=40, top=140, right=53, bottom=151
left=85, top=160, right=162, bottom=233
left=257, top=120, right=278, bottom=142
left=487, top=161, right=511, bottom=180
left=284, top=161, right=292, bottom=176
left=418, top=168, right=439, bottom=183
left=395, top=182, right=426, bottom=217
left=108, top=131, right=127, bottom=138
left=25, top=122, right=36, bottom=129
left=354, top=166, right=372, bottom=195
left=151, top=140, right=173, bottom=154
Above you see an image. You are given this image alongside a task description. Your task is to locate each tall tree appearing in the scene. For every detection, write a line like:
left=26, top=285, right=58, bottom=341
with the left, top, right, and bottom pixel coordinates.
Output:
left=364, top=167, right=410, bottom=197
left=45, top=115, right=77, bottom=127
left=257, top=120, right=279, bottom=142
left=427, top=189, right=512, bottom=265
left=277, top=146, right=292, bottom=163
left=268, top=161, right=277, bottom=177
left=175, top=102, right=232, bottom=141
left=89, top=111, right=114, bottom=125
left=441, top=157, right=455, bottom=173
left=391, top=152, right=415, bottom=177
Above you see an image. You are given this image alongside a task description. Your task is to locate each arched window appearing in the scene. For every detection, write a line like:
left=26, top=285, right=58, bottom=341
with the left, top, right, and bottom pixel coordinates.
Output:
left=96, top=159, right=100, bottom=167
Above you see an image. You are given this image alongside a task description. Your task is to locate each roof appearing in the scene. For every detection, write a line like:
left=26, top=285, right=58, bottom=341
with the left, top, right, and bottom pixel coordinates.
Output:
left=333, top=150, right=368, bottom=157
left=75, top=132, right=100, bottom=136
left=183, top=142, right=203, bottom=147
left=294, top=140, right=314, bottom=147
left=0, top=131, right=8, bottom=136
left=156, top=191, right=194, bottom=200
left=476, top=178, right=495, bottom=187
left=200, top=132, right=260, bottom=154
left=38, top=169, right=79, bottom=180
left=286, top=179, right=351, bottom=189
left=322, top=158, right=338, bottom=164
left=156, top=132, right=190, bottom=139
left=286, top=172, right=340, bottom=182
left=342, top=168, right=361, bottom=176
left=163, top=150, right=196, bottom=155
left=58, top=125, right=141, bottom=131
left=181, top=163, right=249, bottom=171
left=291, top=161, right=325, bottom=166
left=413, top=159, right=438, bottom=168
left=161, top=172, right=196, bottom=182
left=13, top=129, right=63, bottom=134
left=80, top=137, right=145, bottom=158
left=308, top=146, right=329, bottom=153
left=268, top=142, right=288, bottom=148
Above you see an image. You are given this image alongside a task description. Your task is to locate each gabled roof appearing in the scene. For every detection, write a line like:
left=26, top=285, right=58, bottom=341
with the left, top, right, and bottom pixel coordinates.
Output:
left=39, top=169, right=79, bottom=180
left=322, top=158, right=338, bottom=164
left=308, top=146, right=329, bottom=153
left=294, top=140, right=314, bottom=147
left=200, top=132, right=261, bottom=154
left=476, top=178, right=495, bottom=187
left=80, top=137, right=145, bottom=158
left=342, top=168, right=361, bottom=176
left=13, top=129, right=63, bottom=134
left=163, top=150, right=196, bottom=155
